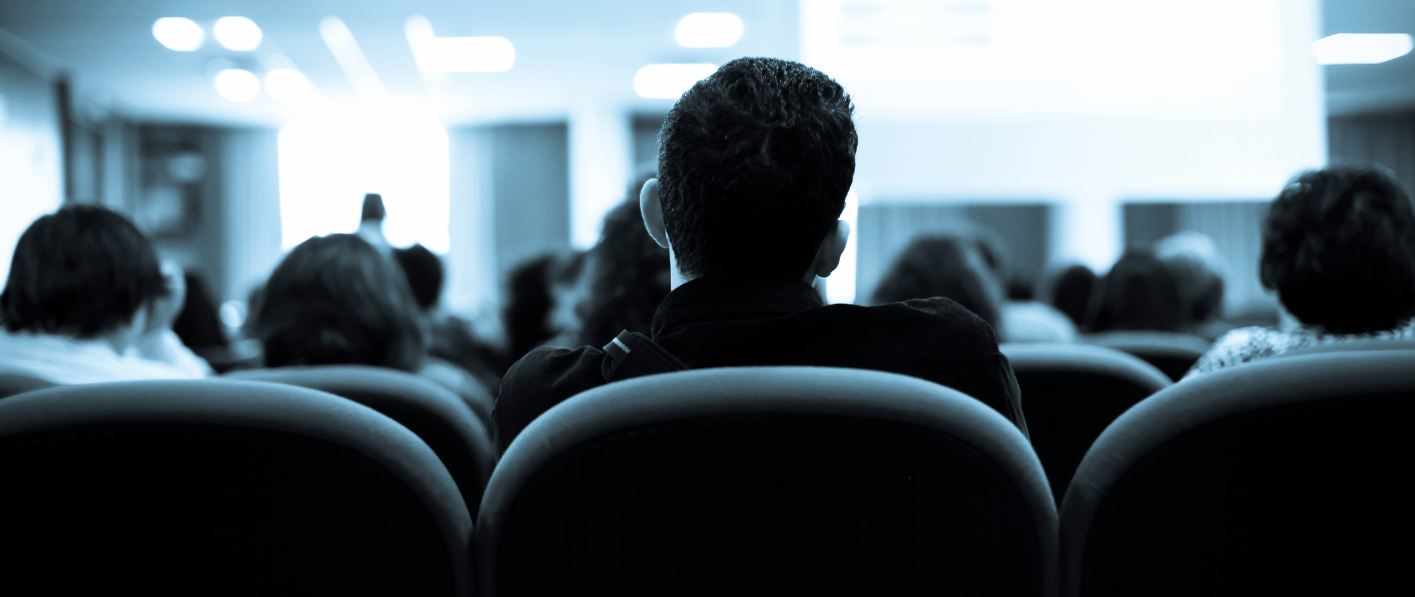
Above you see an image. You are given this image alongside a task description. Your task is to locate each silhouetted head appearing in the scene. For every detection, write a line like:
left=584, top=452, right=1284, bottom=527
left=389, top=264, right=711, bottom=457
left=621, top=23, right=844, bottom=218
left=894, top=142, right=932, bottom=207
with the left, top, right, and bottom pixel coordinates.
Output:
left=361, top=193, right=386, bottom=222
left=1260, top=166, right=1415, bottom=333
left=255, top=234, right=425, bottom=371
left=392, top=244, right=444, bottom=312
left=171, top=272, right=228, bottom=350
left=502, top=251, right=586, bottom=364
left=656, top=57, right=856, bottom=279
left=1087, top=249, right=1183, bottom=333
left=1155, top=231, right=1226, bottom=329
left=1044, top=264, right=1097, bottom=328
left=577, top=172, right=672, bottom=347
left=1, top=205, right=167, bottom=339
left=871, top=235, right=1004, bottom=329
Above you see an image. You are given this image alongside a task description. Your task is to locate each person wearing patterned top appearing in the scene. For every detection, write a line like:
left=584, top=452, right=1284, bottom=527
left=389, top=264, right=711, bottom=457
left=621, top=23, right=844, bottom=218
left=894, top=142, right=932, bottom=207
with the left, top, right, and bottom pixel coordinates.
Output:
left=1185, top=166, right=1415, bottom=379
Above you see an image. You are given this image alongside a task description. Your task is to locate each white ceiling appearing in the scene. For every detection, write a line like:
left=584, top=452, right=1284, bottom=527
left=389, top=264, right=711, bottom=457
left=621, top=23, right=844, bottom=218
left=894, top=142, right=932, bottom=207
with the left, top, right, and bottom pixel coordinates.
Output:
left=0, top=0, right=1412, bottom=125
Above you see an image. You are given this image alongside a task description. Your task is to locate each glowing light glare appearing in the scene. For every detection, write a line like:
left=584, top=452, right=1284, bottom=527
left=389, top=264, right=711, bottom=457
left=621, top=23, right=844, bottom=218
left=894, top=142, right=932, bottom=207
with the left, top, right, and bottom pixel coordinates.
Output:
left=633, top=63, right=718, bottom=99
left=213, top=69, right=260, bottom=102
left=278, top=113, right=451, bottom=254
left=675, top=13, right=744, bottom=48
left=1312, top=33, right=1414, bottom=65
left=320, top=16, right=389, bottom=99
left=265, top=69, right=313, bottom=102
left=213, top=16, right=263, bottom=51
left=417, top=37, right=516, bottom=72
left=152, top=17, right=204, bottom=51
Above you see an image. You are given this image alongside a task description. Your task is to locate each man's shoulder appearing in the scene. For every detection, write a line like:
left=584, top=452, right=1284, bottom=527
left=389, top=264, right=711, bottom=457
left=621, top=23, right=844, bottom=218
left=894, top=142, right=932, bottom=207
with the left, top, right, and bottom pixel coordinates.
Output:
left=821, top=297, right=998, bottom=338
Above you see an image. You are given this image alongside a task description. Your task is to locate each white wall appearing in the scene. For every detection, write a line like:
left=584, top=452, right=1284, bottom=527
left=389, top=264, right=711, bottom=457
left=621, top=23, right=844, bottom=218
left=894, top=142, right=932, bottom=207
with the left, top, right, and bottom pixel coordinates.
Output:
left=0, top=49, right=62, bottom=286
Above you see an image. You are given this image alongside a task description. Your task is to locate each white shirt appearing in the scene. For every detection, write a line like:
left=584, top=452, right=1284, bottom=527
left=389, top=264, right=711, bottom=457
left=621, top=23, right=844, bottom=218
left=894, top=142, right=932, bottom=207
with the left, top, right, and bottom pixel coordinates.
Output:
left=0, top=329, right=210, bottom=385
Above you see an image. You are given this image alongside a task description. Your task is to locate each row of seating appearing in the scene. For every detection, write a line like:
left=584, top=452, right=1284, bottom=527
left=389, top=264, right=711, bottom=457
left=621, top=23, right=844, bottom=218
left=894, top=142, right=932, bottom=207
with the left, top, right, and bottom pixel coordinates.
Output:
left=0, top=343, right=1409, bottom=594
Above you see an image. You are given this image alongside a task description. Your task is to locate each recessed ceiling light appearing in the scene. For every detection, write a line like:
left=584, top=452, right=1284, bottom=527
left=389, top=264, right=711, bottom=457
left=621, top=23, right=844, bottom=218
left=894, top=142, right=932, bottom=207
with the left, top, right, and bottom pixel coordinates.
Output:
left=633, top=63, right=718, bottom=99
left=414, top=36, right=516, bottom=72
left=1312, top=33, right=1413, bottom=65
left=214, top=68, right=261, bottom=102
left=265, top=69, right=313, bottom=102
left=214, top=16, right=263, bottom=51
left=675, top=13, right=744, bottom=48
left=152, top=17, right=204, bottom=52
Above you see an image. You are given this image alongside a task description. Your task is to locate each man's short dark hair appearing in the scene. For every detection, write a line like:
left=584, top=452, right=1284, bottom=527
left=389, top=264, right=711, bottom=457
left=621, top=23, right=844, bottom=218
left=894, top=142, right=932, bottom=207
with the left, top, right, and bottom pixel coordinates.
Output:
left=1260, top=166, right=1415, bottom=333
left=392, top=244, right=444, bottom=311
left=657, top=57, right=856, bottom=278
left=1, top=205, right=167, bottom=338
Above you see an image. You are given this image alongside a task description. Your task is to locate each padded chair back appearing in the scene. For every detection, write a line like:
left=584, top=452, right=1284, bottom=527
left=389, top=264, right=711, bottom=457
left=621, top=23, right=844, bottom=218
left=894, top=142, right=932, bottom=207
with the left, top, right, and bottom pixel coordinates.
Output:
left=228, top=366, right=496, bottom=513
left=1061, top=350, right=1415, bottom=596
left=0, top=379, right=472, bottom=595
left=0, top=372, right=55, bottom=399
left=479, top=367, right=1057, bottom=597
left=1081, top=331, right=1211, bottom=381
left=1001, top=343, right=1170, bottom=503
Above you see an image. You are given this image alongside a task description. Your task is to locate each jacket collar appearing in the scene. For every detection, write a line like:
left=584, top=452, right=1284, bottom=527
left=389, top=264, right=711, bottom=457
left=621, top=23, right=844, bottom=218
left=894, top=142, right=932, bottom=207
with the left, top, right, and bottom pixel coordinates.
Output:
left=650, top=273, right=825, bottom=338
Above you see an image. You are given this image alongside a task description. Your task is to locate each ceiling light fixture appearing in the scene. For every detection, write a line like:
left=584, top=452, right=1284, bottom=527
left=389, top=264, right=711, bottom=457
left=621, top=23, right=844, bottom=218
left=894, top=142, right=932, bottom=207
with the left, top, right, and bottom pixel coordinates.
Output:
left=152, top=17, right=204, bottom=52
left=675, top=13, right=744, bottom=48
left=405, top=15, right=515, bottom=73
left=1312, top=33, right=1413, bottom=65
left=319, top=16, right=389, bottom=100
left=633, top=63, right=718, bottom=99
left=265, top=68, right=313, bottom=102
left=214, top=16, right=263, bottom=51
left=214, top=68, right=261, bottom=102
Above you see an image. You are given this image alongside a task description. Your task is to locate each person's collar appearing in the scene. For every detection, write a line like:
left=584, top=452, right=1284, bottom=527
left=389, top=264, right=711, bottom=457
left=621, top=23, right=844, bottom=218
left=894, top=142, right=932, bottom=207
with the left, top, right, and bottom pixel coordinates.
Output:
left=650, top=273, right=825, bottom=338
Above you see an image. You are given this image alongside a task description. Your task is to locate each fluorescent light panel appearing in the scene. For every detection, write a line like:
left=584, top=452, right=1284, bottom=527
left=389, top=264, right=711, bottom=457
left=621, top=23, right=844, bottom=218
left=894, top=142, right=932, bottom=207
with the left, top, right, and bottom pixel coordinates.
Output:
left=214, top=16, right=262, bottom=51
left=214, top=69, right=260, bottom=102
left=405, top=15, right=516, bottom=73
left=633, top=63, right=717, bottom=99
left=152, top=17, right=204, bottom=51
left=319, top=16, right=389, bottom=99
left=1312, top=33, right=1413, bottom=65
left=676, top=13, right=744, bottom=48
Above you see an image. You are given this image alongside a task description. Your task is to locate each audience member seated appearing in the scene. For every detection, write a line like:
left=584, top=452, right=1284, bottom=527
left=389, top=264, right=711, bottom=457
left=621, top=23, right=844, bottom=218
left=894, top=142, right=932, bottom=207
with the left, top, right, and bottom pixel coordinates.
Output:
left=495, top=57, right=1025, bottom=451
left=499, top=250, right=586, bottom=374
left=968, top=227, right=1077, bottom=343
left=1155, top=231, right=1236, bottom=341
left=1086, top=249, right=1184, bottom=333
left=1043, top=264, right=1097, bottom=329
left=574, top=172, right=672, bottom=348
left=1187, top=166, right=1415, bottom=377
left=171, top=271, right=242, bottom=372
left=0, top=205, right=210, bottom=383
left=393, top=244, right=503, bottom=396
left=252, top=233, right=489, bottom=409
left=355, top=192, right=392, bottom=256
left=871, top=234, right=1005, bottom=331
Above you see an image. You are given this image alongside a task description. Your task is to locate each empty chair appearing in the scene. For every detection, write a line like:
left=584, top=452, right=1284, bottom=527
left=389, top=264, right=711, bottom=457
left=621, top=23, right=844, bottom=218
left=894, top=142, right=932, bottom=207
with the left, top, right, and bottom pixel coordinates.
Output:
left=1001, top=343, right=1170, bottom=503
left=228, top=365, right=496, bottom=513
left=1061, top=350, right=1415, bottom=596
left=0, top=379, right=472, bottom=595
left=0, top=372, right=54, bottom=399
left=1081, top=331, right=1211, bottom=381
left=478, top=367, right=1056, bottom=597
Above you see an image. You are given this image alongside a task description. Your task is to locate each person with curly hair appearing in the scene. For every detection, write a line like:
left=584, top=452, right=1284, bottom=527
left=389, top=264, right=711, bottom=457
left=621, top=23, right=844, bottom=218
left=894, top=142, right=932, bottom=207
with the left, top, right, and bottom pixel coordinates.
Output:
left=1185, top=166, right=1415, bottom=377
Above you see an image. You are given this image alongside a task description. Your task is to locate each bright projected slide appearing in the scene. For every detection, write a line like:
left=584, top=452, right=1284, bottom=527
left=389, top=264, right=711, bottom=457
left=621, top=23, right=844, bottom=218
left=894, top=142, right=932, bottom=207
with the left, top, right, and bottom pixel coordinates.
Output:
left=278, top=111, right=451, bottom=254
left=800, top=0, right=1325, bottom=274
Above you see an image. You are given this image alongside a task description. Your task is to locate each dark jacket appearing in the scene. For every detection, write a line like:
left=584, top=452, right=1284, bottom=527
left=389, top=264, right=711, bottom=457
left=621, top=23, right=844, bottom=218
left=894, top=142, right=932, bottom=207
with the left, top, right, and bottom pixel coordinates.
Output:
left=494, top=273, right=1026, bottom=452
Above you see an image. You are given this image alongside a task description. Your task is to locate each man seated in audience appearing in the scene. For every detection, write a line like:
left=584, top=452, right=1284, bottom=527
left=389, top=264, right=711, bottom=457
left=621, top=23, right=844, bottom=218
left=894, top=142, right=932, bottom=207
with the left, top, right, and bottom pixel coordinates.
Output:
left=495, top=57, right=1025, bottom=451
left=0, top=205, right=211, bottom=383
left=1155, top=231, right=1234, bottom=341
left=1186, top=166, right=1415, bottom=377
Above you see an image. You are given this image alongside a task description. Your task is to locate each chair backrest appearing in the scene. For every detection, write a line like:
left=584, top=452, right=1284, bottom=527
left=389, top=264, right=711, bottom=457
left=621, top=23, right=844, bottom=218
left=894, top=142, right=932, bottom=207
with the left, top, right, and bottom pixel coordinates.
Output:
left=478, top=367, right=1057, bottom=597
left=1001, top=343, right=1170, bottom=503
left=1081, top=331, right=1211, bottom=381
left=0, top=379, right=472, bottom=595
left=0, top=372, right=55, bottom=399
left=227, top=365, right=496, bottom=513
left=1061, top=350, right=1415, bottom=596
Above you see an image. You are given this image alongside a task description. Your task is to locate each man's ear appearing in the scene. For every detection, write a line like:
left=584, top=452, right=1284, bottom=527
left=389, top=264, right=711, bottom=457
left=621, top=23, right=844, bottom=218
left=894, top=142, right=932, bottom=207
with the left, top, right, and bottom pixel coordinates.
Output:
left=639, top=178, right=671, bottom=250
left=807, top=219, right=852, bottom=279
